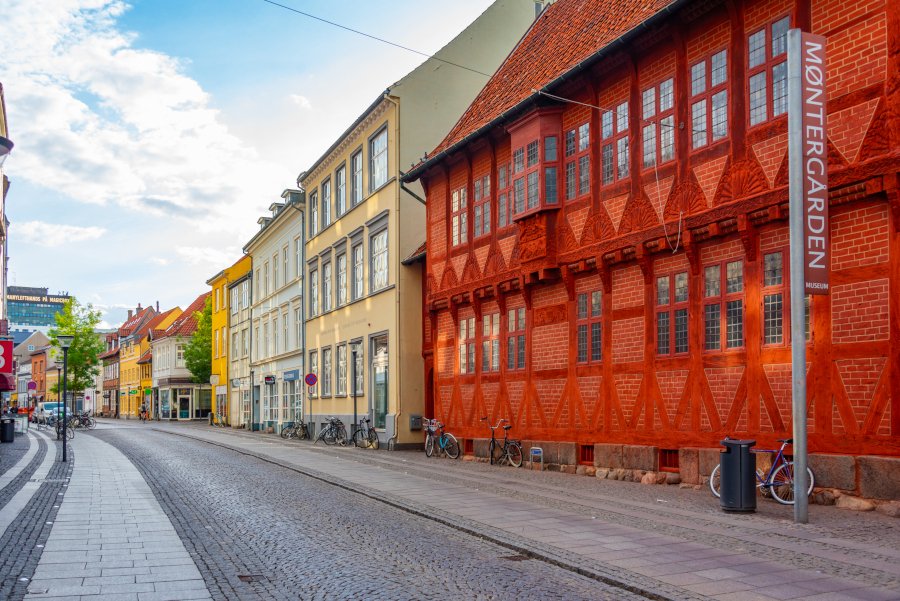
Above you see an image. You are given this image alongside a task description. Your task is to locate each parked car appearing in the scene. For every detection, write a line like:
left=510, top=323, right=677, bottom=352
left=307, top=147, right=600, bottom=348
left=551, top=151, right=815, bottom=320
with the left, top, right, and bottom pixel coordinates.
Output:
left=37, top=402, right=65, bottom=422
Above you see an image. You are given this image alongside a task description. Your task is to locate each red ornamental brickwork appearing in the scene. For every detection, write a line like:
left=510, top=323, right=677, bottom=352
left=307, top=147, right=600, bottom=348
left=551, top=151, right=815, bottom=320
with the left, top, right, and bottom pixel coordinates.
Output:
left=408, top=0, right=900, bottom=460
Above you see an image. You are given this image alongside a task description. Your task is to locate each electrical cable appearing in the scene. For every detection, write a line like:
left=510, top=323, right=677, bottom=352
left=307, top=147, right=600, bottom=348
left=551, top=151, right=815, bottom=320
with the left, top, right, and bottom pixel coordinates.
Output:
left=257, top=0, right=494, bottom=78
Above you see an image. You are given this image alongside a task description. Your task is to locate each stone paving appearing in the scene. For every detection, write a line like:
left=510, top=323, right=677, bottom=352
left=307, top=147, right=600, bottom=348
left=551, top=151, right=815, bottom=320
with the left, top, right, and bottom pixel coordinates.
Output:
left=152, top=420, right=900, bottom=601
left=21, top=432, right=211, bottom=601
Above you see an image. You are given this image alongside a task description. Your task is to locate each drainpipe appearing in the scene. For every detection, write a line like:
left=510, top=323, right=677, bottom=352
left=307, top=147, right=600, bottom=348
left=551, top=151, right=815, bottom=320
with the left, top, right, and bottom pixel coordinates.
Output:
left=382, top=90, right=401, bottom=450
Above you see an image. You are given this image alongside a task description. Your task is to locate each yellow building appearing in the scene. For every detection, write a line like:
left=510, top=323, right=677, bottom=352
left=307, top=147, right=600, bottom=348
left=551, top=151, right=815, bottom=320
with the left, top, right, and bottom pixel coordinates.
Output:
left=300, top=0, right=537, bottom=447
left=118, top=305, right=157, bottom=418
left=138, top=307, right=182, bottom=417
left=208, top=255, right=253, bottom=425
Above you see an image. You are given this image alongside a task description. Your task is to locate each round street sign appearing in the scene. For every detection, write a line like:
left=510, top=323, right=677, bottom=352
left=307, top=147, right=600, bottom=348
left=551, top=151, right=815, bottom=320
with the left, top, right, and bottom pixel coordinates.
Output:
left=304, top=373, right=318, bottom=387
left=27, top=381, right=36, bottom=390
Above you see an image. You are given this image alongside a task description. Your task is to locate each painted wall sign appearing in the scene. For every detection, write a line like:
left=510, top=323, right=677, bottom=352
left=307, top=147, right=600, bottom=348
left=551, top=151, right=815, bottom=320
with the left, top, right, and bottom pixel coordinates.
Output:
left=0, top=341, right=14, bottom=374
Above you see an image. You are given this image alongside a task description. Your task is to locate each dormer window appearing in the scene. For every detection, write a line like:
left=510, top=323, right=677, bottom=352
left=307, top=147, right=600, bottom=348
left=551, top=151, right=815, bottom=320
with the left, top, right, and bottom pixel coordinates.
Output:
left=508, top=109, right=563, bottom=220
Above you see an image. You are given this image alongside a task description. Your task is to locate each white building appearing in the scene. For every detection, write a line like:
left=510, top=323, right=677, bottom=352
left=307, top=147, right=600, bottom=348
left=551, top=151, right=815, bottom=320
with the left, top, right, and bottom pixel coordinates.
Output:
left=245, top=190, right=305, bottom=433
left=151, top=292, right=211, bottom=420
left=227, top=268, right=252, bottom=427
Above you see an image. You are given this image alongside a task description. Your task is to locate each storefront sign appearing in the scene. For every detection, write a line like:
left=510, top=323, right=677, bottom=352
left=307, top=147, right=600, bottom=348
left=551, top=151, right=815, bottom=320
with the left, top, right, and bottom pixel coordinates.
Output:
left=0, top=340, right=12, bottom=374
left=791, top=30, right=829, bottom=295
left=264, top=375, right=276, bottom=385
left=283, top=370, right=300, bottom=382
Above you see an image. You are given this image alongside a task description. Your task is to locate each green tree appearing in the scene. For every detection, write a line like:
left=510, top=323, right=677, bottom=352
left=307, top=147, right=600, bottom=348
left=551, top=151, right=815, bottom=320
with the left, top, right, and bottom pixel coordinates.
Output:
left=184, top=296, right=212, bottom=384
left=49, top=298, right=105, bottom=398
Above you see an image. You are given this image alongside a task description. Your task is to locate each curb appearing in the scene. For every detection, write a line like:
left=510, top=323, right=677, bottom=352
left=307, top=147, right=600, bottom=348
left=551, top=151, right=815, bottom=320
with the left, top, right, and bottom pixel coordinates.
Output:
left=153, top=426, right=704, bottom=601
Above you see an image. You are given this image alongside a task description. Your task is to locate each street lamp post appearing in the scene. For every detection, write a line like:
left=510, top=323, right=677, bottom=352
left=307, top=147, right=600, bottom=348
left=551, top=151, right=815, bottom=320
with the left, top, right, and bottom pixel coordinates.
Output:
left=58, top=335, right=74, bottom=463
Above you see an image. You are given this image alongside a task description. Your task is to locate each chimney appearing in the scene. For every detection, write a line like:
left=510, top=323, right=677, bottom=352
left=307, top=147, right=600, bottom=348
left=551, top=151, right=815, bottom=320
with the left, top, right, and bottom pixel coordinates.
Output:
left=156, top=301, right=160, bottom=312
left=127, top=310, right=133, bottom=320
left=137, top=303, right=142, bottom=312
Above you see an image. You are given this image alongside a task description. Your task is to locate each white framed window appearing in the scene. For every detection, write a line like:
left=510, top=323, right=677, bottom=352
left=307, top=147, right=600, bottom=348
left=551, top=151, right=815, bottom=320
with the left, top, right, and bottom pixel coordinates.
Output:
left=283, top=246, right=289, bottom=284
left=352, top=243, right=364, bottom=300
left=282, top=312, right=288, bottom=354
left=273, top=253, right=279, bottom=290
left=369, top=128, right=388, bottom=191
left=351, top=150, right=363, bottom=206
left=337, top=253, right=347, bottom=306
left=323, top=262, right=333, bottom=311
left=295, top=237, right=302, bottom=279
left=336, top=344, right=347, bottom=396
left=294, top=308, right=302, bottom=350
left=309, top=351, right=318, bottom=397
left=273, top=317, right=279, bottom=356
left=321, top=178, right=332, bottom=229
left=336, top=164, right=347, bottom=216
left=309, top=190, right=319, bottom=236
left=309, top=268, right=318, bottom=316
left=322, top=347, right=332, bottom=397
left=350, top=341, right=363, bottom=395
left=371, top=230, right=388, bottom=292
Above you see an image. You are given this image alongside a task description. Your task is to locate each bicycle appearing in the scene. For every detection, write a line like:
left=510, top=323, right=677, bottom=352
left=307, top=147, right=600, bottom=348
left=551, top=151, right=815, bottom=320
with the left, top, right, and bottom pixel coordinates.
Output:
left=56, top=420, right=74, bottom=440
left=424, top=419, right=459, bottom=459
left=709, top=438, right=815, bottom=505
left=480, top=417, right=522, bottom=467
left=352, top=417, right=379, bottom=449
left=314, top=417, right=347, bottom=446
left=280, top=420, right=310, bottom=440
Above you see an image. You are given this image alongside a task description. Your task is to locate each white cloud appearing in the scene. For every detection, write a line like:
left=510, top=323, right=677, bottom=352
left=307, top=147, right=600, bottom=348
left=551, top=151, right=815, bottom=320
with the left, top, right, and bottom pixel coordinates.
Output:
left=149, top=257, right=170, bottom=266
left=289, top=94, right=312, bottom=110
left=16, top=221, right=106, bottom=246
left=175, top=246, right=242, bottom=268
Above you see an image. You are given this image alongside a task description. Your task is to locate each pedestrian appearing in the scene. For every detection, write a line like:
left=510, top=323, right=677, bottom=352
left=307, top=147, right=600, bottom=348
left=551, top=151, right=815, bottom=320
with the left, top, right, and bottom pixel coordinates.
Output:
left=139, top=402, right=148, bottom=422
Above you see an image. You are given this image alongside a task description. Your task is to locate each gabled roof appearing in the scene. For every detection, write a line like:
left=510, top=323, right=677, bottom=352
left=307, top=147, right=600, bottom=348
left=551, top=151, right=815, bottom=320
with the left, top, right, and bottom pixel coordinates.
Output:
left=118, top=306, right=155, bottom=338
left=136, top=308, right=179, bottom=342
left=156, top=292, right=210, bottom=340
left=136, top=348, right=152, bottom=365
left=402, top=240, right=427, bottom=265
left=98, top=347, right=120, bottom=360
left=406, top=0, right=679, bottom=178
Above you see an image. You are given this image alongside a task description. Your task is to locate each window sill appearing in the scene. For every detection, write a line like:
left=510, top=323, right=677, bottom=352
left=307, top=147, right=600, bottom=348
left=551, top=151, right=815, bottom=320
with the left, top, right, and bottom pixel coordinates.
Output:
left=307, top=177, right=396, bottom=243
left=311, top=284, right=396, bottom=320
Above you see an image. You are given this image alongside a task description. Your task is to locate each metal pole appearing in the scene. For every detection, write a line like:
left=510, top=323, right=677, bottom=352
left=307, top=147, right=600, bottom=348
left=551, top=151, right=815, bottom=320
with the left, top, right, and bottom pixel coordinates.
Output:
left=787, top=28, right=809, bottom=523
left=352, top=350, right=358, bottom=443
left=62, top=347, right=68, bottom=463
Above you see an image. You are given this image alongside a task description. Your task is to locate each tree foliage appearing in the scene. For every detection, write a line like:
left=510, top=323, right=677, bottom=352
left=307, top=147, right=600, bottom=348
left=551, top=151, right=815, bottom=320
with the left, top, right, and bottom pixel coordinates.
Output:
left=48, top=298, right=105, bottom=397
left=184, top=296, right=212, bottom=384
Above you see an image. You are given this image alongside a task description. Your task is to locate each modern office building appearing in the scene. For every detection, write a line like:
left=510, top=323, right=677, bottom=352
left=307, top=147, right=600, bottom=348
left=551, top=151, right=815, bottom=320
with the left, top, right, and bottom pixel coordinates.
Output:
left=6, top=286, right=70, bottom=344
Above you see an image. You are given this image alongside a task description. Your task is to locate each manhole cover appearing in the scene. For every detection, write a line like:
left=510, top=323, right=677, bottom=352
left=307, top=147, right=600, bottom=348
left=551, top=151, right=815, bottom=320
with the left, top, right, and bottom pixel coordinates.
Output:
left=237, top=574, right=266, bottom=583
left=500, top=554, right=529, bottom=562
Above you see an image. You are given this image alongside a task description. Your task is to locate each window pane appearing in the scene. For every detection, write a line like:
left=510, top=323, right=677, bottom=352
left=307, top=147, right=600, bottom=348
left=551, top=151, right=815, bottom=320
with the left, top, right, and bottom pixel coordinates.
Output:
left=704, top=264, right=720, bottom=297
left=749, top=29, right=766, bottom=68
left=659, top=79, right=674, bottom=112
left=675, top=309, right=689, bottom=353
left=577, top=324, right=588, bottom=362
left=726, top=299, right=743, bottom=347
left=459, top=344, right=466, bottom=374
left=674, top=272, right=688, bottom=303
left=483, top=203, right=491, bottom=233
left=591, top=322, right=602, bottom=361
left=565, top=161, right=576, bottom=200
left=616, top=102, right=629, bottom=133
left=602, top=111, right=613, bottom=139
left=492, top=313, right=500, bottom=335
left=712, top=91, right=728, bottom=140
left=482, top=341, right=490, bottom=372
left=763, top=252, right=783, bottom=286
left=498, top=193, right=507, bottom=227
left=578, top=123, right=590, bottom=151
left=507, top=337, right=515, bottom=369
left=692, top=100, right=707, bottom=149
left=691, top=61, right=706, bottom=96
left=657, top=311, right=670, bottom=354
left=602, top=144, right=614, bottom=185
left=513, top=148, right=524, bottom=173
left=370, top=129, right=388, bottom=190
left=517, top=308, right=526, bottom=330
left=764, top=293, right=783, bottom=344
left=617, top=138, right=629, bottom=178
left=772, top=17, right=790, bottom=57
left=507, top=309, right=516, bottom=332
left=544, top=136, right=557, bottom=162
left=642, top=87, right=656, bottom=119
left=726, top=260, right=743, bottom=293
left=749, top=72, right=767, bottom=125
left=591, top=291, right=601, bottom=316
left=577, top=293, right=588, bottom=319
left=517, top=334, right=525, bottom=368
left=372, top=230, right=388, bottom=290
left=514, top=178, right=525, bottom=213
left=642, top=124, right=656, bottom=168
left=474, top=205, right=482, bottom=237
left=527, top=171, right=539, bottom=209
left=711, top=50, right=728, bottom=86
left=660, top=116, right=675, bottom=162
left=772, top=61, right=788, bottom=116
left=544, top=166, right=558, bottom=204
left=474, top=179, right=482, bottom=202
left=498, top=164, right=508, bottom=189
left=527, top=140, right=539, bottom=167
left=705, top=304, right=721, bottom=350
left=578, top=155, right=590, bottom=195
left=565, top=130, right=576, bottom=157
left=657, top=276, right=670, bottom=306
left=492, top=339, right=499, bottom=370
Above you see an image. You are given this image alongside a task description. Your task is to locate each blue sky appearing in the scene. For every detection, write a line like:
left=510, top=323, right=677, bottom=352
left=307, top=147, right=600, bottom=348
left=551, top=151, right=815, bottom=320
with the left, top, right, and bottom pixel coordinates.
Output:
left=0, top=0, right=497, bottom=327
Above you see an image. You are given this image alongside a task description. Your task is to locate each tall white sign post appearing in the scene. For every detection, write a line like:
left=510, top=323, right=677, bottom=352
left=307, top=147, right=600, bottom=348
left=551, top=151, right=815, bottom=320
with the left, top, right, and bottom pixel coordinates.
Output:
left=787, top=29, right=829, bottom=524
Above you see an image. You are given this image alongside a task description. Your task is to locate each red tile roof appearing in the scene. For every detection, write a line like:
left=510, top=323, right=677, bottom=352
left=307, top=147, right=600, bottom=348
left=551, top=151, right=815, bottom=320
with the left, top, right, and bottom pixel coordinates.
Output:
left=136, top=348, right=152, bottom=365
left=136, top=308, right=179, bottom=342
left=99, top=347, right=120, bottom=360
left=418, top=0, right=676, bottom=168
left=118, top=306, right=154, bottom=337
left=157, top=292, right=210, bottom=340
left=402, top=240, right=427, bottom=265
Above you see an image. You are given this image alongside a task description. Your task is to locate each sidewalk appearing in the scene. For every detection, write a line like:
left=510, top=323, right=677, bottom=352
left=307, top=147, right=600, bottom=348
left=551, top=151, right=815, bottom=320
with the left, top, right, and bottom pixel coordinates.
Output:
left=155, top=421, right=900, bottom=601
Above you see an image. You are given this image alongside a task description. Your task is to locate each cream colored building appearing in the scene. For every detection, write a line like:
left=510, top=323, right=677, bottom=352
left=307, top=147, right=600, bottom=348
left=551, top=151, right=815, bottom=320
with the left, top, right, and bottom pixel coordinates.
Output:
left=300, top=0, right=539, bottom=448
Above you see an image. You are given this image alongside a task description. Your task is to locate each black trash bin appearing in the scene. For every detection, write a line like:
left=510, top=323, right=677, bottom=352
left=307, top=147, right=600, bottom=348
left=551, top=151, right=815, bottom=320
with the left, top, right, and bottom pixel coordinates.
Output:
left=0, top=417, right=14, bottom=443
left=719, top=438, right=756, bottom=512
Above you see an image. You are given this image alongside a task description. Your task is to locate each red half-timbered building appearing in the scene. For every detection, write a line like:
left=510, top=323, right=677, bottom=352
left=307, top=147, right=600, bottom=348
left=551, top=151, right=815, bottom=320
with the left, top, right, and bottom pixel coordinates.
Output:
left=404, top=0, right=900, bottom=497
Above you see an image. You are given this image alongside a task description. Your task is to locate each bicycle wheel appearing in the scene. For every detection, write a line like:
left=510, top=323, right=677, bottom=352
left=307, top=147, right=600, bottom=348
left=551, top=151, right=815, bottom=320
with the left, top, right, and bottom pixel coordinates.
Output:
left=336, top=425, right=348, bottom=446
left=66, top=426, right=74, bottom=440
left=443, top=434, right=459, bottom=459
left=769, top=462, right=815, bottom=505
left=299, top=424, right=309, bottom=440
left=353, top=428, right=366, bottom=448
left=709, top=464, right=722, bottom=498
left=425, top=434, right=434, bottom=457
left=490, top=439, right=504, bottom=465
left=280, top=425, right=291, bottom=439
left=507, top=442, right=523, bottom=468
left=368, top=428, right=379, bottom=450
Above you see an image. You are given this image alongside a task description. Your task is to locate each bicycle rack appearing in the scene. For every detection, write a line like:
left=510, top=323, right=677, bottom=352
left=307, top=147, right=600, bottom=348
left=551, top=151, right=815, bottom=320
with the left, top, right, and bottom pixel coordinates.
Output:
left=530, top=447, right=544, bottom=471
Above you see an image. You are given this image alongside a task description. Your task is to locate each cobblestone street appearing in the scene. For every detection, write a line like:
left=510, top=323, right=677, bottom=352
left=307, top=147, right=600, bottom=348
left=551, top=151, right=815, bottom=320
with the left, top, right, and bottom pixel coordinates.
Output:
left=2, top=421, right=900, bottom=600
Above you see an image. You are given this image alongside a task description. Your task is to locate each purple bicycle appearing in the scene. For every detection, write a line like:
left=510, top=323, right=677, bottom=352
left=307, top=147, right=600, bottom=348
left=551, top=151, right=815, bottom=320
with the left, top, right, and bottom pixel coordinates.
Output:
left=709, top=438, right=815, bottom=505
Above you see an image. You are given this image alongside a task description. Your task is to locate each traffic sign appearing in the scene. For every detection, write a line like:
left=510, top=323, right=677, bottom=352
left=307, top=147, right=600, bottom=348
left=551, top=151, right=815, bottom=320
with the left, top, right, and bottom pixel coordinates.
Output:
left=304, top=373, right=317, bottom=387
